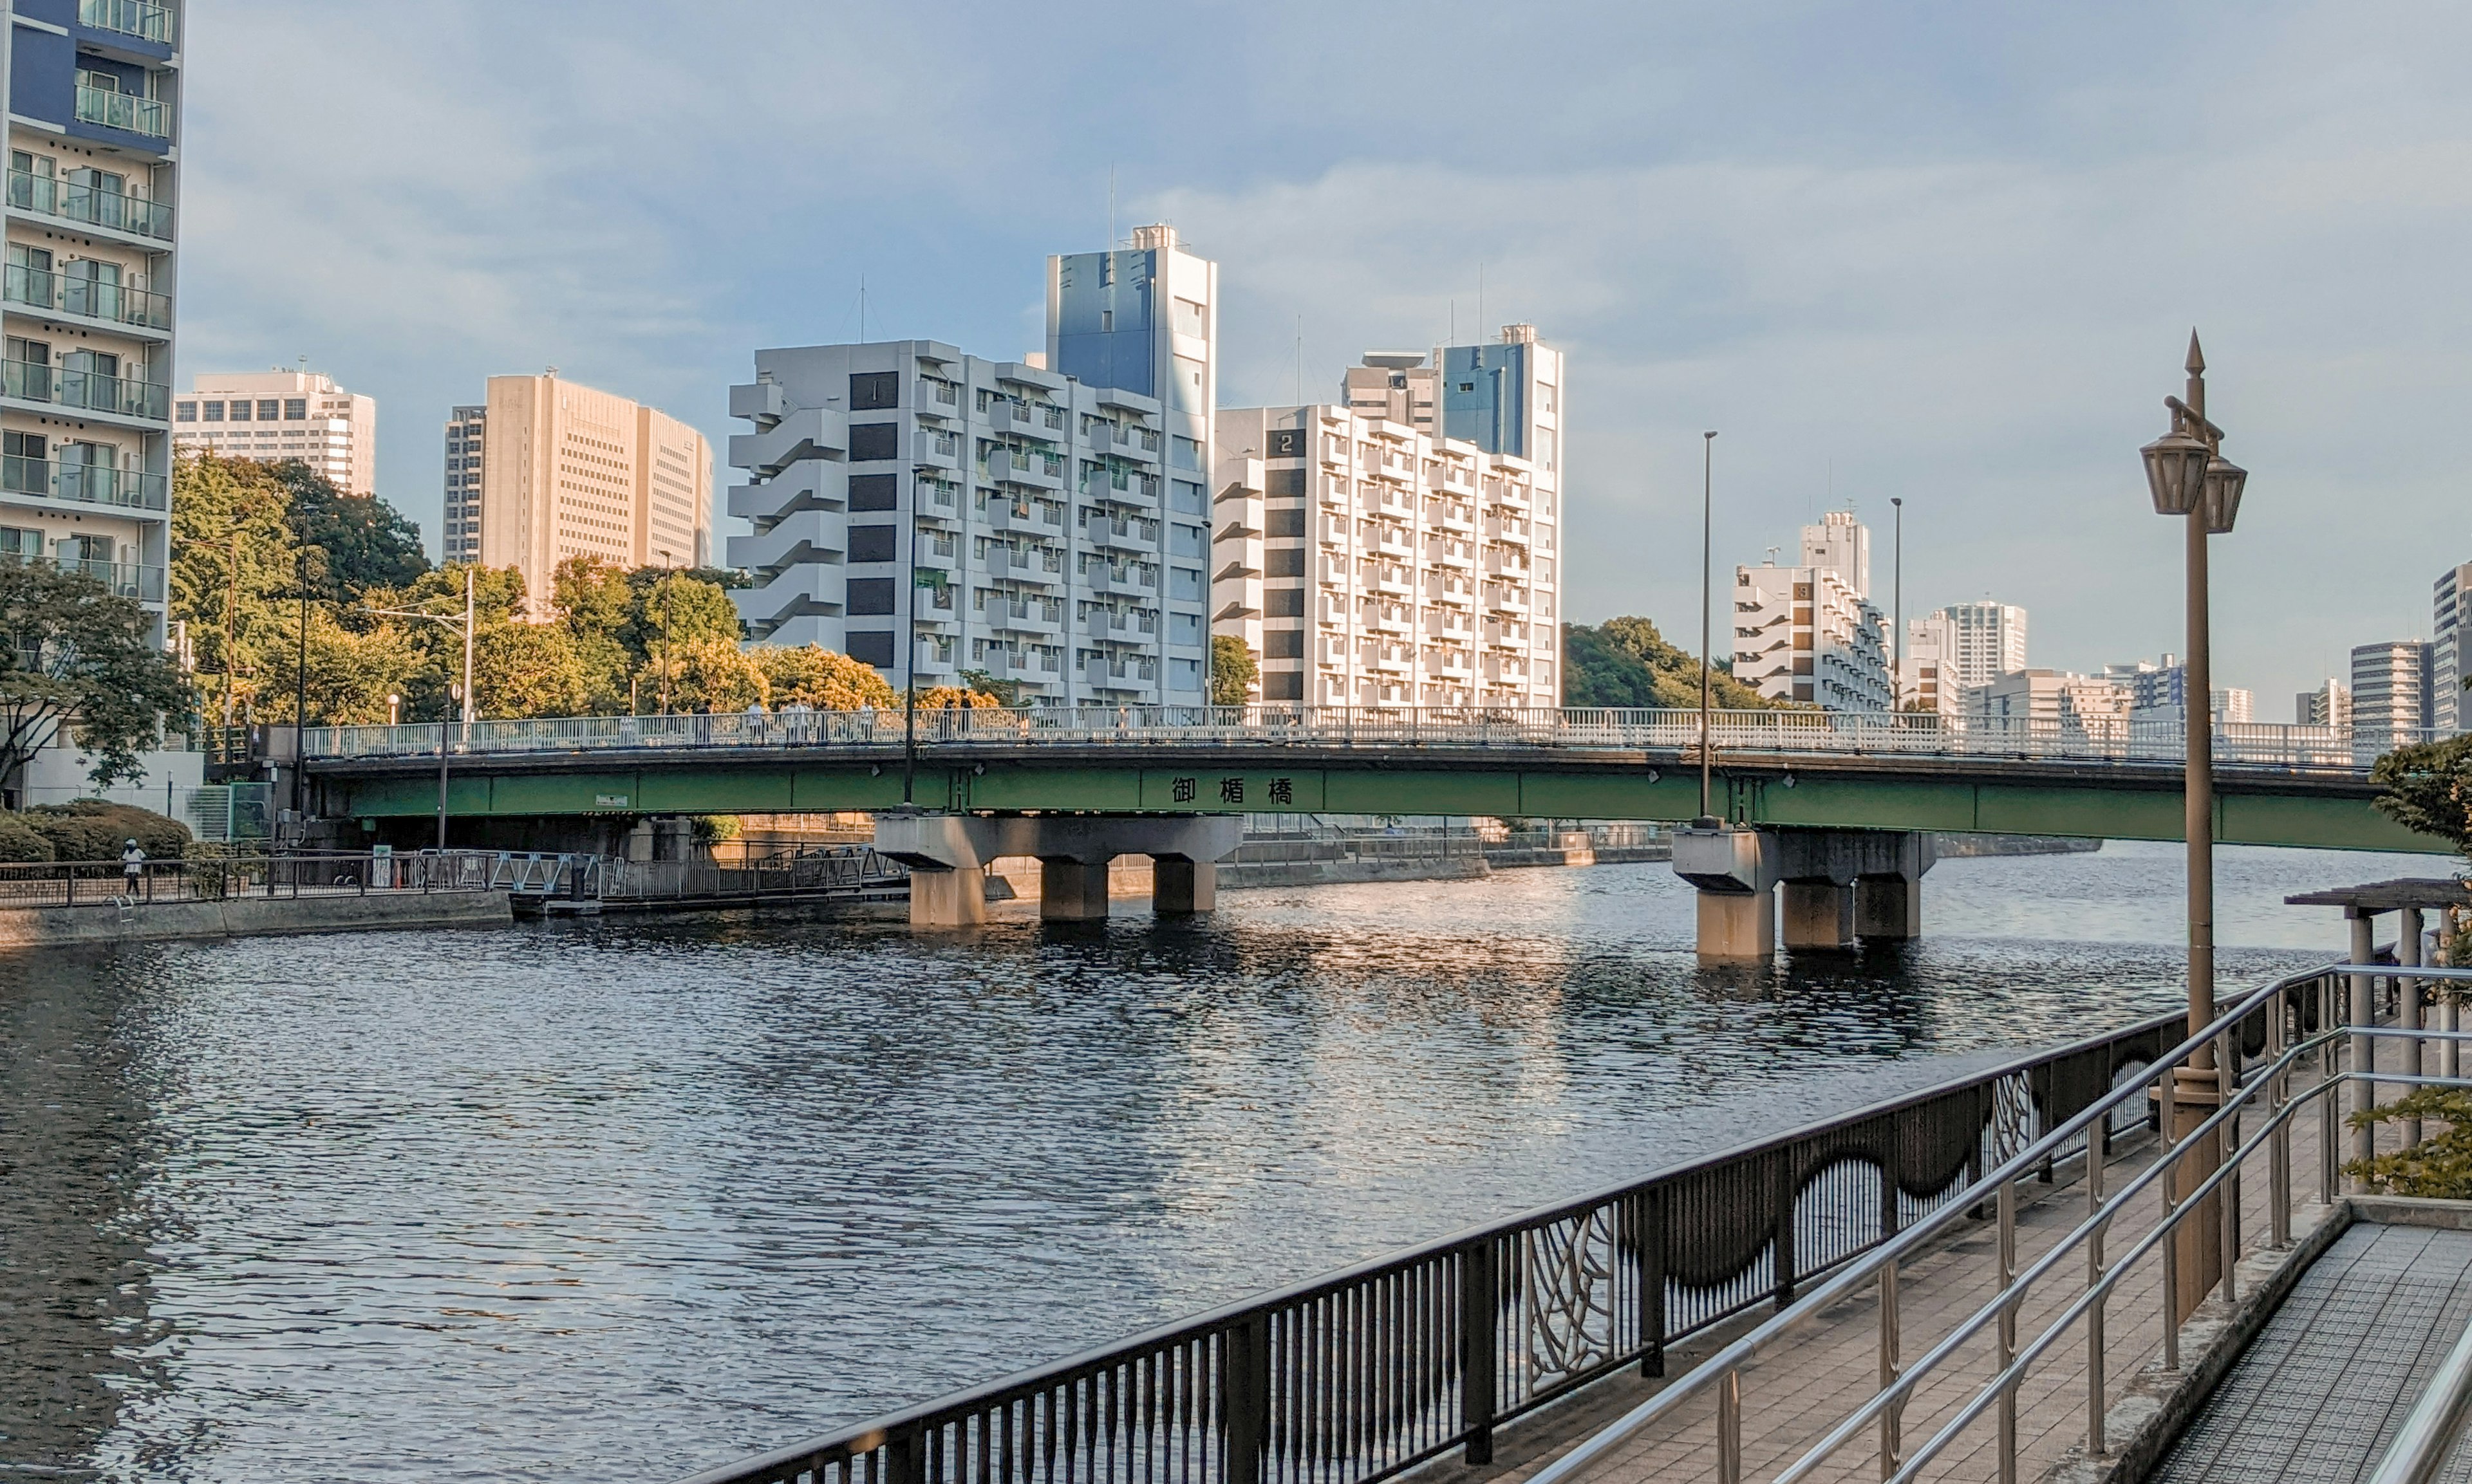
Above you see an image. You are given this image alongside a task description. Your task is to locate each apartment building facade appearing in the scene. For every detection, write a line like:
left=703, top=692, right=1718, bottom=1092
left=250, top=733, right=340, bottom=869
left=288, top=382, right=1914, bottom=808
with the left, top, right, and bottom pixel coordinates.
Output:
left=2352, top=640, right=2434, bottom=746
left=2434, top=562, right=2472, bottom=732
left=2294, top=678, right=2352, bottom=728
left=727, top=340, right=1210, bottom=703
left=459, top=372, right=711, bottom=611
left=175, top=369, right=374, bottom=494
left=1899, top=613, right=1960, bottom=716
left=1931, top=601, right=2028, bottom=689
left=1734, top=511, right=1891, bottom=712
left=1967, top=669, right=2136, bottom=745
left=1210, top=403, right=1558, bottom=709
left=0, top=0, right=183, bottom=636
left=439, top=403, right=482, bottom=562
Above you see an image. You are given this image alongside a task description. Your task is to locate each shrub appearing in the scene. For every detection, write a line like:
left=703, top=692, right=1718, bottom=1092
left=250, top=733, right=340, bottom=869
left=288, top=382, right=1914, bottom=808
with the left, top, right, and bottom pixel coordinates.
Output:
left=2343, top=1086, right=2472, bottom=1198
left=26, top=800, right=191, bottom=864
left=0, top=813, right=55, bottom=862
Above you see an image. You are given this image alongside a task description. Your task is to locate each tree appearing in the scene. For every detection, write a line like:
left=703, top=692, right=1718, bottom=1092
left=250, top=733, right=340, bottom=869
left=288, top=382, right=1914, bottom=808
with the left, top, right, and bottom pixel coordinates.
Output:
left=259, top=609, right=426, bottom=725
left=551, top=555, right=635, bottom=712
left=917, top=685, right=1005, bottom=710
left=276, top=461, right=429, bottom=597
left=171, top=453, right=299, bottom=727
left=0, top=564, right=186, bottom=790
left=471, top=622, right=588, bottom=719
left=1210, top=635, right=1258, bottom=705
left=1562, top=617, right=1791, bottom=710
left=624, top=570, right=742, bottom=657
left=753, top=645, right=899, bottom=710
left=2372, top=735, right=2472, bottom=855
left=649, top=639, right=768, bottom=712
left=2345, top=1087, right=2472, bottom=1197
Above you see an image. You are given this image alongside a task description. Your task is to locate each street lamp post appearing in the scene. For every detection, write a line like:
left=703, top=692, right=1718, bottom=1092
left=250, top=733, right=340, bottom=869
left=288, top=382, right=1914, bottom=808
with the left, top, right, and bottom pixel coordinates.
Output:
left=1890, top=497, right=1904, bottom=705
left=1697, top=430, right=1719, bottom=827
left=2137, top=330, right=2247, bottom=1324
left=370, top=567, right=478, bottom=852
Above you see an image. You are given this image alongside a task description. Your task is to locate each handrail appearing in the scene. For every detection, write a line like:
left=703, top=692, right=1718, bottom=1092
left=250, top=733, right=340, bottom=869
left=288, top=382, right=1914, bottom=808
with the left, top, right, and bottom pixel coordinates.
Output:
left=1524, top=963, right=2334, bottom=1484
left=2368, top=1313, right=2472, bottom=1484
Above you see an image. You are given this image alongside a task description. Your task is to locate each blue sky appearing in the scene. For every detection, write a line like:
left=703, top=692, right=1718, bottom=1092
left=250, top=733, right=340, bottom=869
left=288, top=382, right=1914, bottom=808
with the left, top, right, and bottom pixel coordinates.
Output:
left=175, top=2, right=2472, bottom=710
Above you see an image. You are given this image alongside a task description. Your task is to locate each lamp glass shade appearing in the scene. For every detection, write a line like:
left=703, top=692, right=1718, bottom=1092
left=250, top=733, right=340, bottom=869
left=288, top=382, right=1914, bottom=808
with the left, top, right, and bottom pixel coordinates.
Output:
left=2141, top=431, right=2211, bottom=515
left=2204, top=458, right=2246, bottom=534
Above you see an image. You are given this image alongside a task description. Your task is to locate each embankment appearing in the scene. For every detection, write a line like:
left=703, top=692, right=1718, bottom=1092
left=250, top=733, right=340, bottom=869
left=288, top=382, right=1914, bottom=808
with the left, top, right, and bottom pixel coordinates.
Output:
left=0, top=891, right=514, bottom=947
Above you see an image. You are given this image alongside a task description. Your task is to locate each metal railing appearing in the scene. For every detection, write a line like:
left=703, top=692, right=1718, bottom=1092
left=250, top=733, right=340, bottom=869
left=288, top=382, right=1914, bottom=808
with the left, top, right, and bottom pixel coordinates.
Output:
left=2368, top=1307, right=2472, bottom=1484
left=0, top=354, right=171, bottom=421
left=73, top=84, right=169, bottom=140
left=0, top=850, right=509, bottom=907
left=0, top=453, right=167, bottom=510
left=6, top=167, right=174, bottom=238
left=79, top=0, right=174, bottom=44
left=0, top=549, right=165, bottom=600
left=301, top=706, right=2438, bottom=777
left=1517, top=963, right=2462, bottom=1484
left=599, top=846, right=905, bottom=903
left=672, top=1004, right=2195, bottom=1484
left=1, top=263, right=172, bottom=333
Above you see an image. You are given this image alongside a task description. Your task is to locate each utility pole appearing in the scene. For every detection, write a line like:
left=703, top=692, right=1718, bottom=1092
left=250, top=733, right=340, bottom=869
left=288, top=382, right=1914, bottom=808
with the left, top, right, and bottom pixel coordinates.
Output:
left=1891, top=497, right=1904, bottom=707
left=290, top=548, right=309, bottom=835
left=1698, top=431, right=1718, bottom=826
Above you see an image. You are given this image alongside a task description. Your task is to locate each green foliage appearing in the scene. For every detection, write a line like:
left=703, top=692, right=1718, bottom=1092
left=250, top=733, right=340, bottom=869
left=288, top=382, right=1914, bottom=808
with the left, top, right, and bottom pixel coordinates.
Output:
left=1211, top=635, right=1259, bottom=705
left=276, top=461, right=429, bottom=597
left=1562, top=616, right=1790, bottom=710
left=693, top=814, right=742, bottom=844
left=625, top=570, right=743, bottom=656
left=0, top=563, right=187, bottom=788
left=2372, top=735, right=2472, bottom=856
left=470, top=622, right=588, bottom=719
left=2343, top=1087, right=2472, bottom=1198
left=647, top=640, right=768, bottom=713
left=959, top=667, right=1026, bottom=707
left=0, top=812, right=54, bottom=862
left=754, top=645, right=899, bottom=710
left=25, top=800, right=191, bottom=863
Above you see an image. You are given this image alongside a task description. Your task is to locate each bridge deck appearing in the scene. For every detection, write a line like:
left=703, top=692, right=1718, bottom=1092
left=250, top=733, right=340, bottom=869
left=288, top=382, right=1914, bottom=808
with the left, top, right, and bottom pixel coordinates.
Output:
left=1443, top=1039, right=2422, bottom=1484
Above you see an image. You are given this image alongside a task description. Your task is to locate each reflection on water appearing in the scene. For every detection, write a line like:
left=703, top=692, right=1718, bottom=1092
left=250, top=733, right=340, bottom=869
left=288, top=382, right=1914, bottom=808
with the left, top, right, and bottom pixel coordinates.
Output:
left=0, top=840, right=2433, bottom=1481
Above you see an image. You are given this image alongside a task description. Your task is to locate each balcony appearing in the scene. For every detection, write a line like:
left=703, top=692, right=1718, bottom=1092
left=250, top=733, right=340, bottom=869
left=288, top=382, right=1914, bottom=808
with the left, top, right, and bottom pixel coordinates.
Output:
left=0, top=455, right=166, bottom=512
left=75, top=86, right=169, bottom=141
left=3, top=264, right=173, bottom=335
left=913, top=430, right=959, bottom=468
left=1, top=550, right=164, bottom=601
left=6, top=171, right=173, bottom=241
left=982, top=445, right=1064, bottom=489
left=79, top=0, right=174, bottom=44
left=916, top=378, right=960, bottom=412
left=0, top=357, right=169, bottom=422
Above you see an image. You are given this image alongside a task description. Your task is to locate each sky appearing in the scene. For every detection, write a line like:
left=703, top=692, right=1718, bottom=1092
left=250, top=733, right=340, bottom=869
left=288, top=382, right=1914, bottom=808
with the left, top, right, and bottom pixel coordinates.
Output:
left=173, top=1, right=2472, bottom=712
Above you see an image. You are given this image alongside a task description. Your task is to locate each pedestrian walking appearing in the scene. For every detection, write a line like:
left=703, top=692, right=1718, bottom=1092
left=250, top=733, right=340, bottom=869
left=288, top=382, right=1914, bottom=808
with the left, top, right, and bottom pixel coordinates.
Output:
left=120, top=837, right=145, bottom=896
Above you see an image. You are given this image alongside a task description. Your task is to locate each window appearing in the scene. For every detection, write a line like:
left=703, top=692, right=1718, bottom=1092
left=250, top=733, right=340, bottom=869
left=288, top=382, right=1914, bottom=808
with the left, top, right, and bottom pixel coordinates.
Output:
left=1170, top=612, right=1202, bottom=645
left=1266, top=549, right=1305, bottom=579
left=201, top=400, right=223, bottom=421
left=850, top=372, right=899, bottom=410
left=229, top=398, right=250, bottom=422
left=845, top=631, right=895, bottom=667
left=1264, top=672, right=1304, bottom=700
left=1170, top=436, right=1202, bottom=471
left=256, top=400, right=279, bottom=420
left=1266, top=630, right=1304, bottom=659
left=284, top=398, right=307, bottom=420
left=1266, top=508, right=1305, bottom=538
left=1170, top=479, right=1205, bottom=514
left=847, top=577, right=896, bottom=615
left=0, top=526, right=37, bottom=557
left=848, top=422, right=899, bottom=461
left=1266, top=470, right=1306, bottom=498
left=848, top=524, right=897, bottom=562
left=1265, top=588, right=1305, bottom=618
left=848, top=474, right=898, bottom=511
left=1168, top=566, right=1203, bottom=601
left=1170, top=523, right=1205, bottom=558
left=175, top=400, right=195, bottom=422
left=1170, top=657, right=1201, bottom=692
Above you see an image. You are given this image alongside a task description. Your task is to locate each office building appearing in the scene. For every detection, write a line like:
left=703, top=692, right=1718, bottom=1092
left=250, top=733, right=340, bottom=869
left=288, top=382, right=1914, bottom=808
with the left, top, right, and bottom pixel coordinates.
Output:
left=1734, top=512, right=1892, bottom=712
left=0, top=0, right=185, bottom=637
left=2352, top=640, right=2434, bottom=746
left=1212, top=400, right=1558, bottom=709
left=459, top=372, right=710, bottom=611
left=2435, top=562, right=2472, bottom=732
left=175, top=370, right=374, bottom=494
left=440, top=403, right=483, bottom=562
left=1968, top=669, right=2135, bottom=745
left=2295, top=679, right=2352, bottom=728
left=727, top=340, right=1209, bottom=704
left=1929, top=601, right=2028, bottom=689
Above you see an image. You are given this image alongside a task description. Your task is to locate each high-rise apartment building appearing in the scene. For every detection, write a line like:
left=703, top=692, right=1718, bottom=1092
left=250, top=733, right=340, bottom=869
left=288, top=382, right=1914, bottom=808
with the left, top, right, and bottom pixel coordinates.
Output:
left=2433, top=562, right=2472, bottom=732
left=1212, top=401, right=1558, bottom=709
left=175, top=370, right=374, bottom=494
left=2101, top=654, right=2252, bottom=723
left=2295, top=679, right=2352, bottom=728
left=1968, top=669, right=2135, bottom=745
left=727, top=341, right=1209, bottom=703
left=1929, top=601, right=2028, bottom=689
left=1734, top=559, right=1891, bottom=711
left=1803, top=510, right=1871, bottom=598
left=460, top=372, right=710, bottom=611
left=440, top=403, right=483, bottom=562
left=2352, top=640, right=2434, bottom=746
left=1899, top=613, right=1960, bottom=715
left=1341, top=352, right=1438, bottom=432
left=0, top=1, right=184, bottom=636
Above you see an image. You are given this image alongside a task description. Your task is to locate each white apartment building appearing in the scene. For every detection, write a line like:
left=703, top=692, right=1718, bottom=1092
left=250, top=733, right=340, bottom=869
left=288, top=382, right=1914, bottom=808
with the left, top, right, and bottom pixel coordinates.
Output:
left=1899, top=613, right=1960, bottom=716
left=2295, top=678, right=2352, bottom=728
left=456, top=372, right=711, bottom=611
left=1931, top=601, right=2028, bottom=689
left=727, top=340, right=1210, bottom=703
left=1734, top=512, right=1891, bottom=712
left=2434, top=562, right=2472, bottom=732
left=0, top=3, right=184, bottom=638
left=2353, top=640, right=2433, bottom=746
left=1212, top=400, right=1557, bottom=708
left=1968, top=669, right=2135, bottom=745
left=175, top=369, right=374, bottom=494
left=2101, top=656, right=2252, bottom=724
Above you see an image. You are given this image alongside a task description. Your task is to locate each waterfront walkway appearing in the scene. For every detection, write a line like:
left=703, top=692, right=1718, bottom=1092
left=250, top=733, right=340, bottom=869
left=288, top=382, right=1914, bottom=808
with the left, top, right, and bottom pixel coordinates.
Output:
left=1444, top=1044, right=2406, bottom=1484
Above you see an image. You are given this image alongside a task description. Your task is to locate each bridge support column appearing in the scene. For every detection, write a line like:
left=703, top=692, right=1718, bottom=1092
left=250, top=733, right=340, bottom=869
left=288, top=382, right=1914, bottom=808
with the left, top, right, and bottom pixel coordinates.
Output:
left=1040, top=857, right=1116, bottom=922
left=908, top=865, right=988, bottom=929
left=1696, top=884, right=1776, bottom=960
left=1673, top=826, right=1779, bottom=961
left=1780, top=882, right=1856, bottom=950
left=1855, top=875, right=1924, bottom=940
left=1152, top=857, right=1217, bottom=914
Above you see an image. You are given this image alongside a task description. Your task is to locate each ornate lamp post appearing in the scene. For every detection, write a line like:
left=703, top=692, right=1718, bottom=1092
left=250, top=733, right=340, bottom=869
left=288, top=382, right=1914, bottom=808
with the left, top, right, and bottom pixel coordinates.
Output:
left=2137, top=330, right=2247, bottom=1322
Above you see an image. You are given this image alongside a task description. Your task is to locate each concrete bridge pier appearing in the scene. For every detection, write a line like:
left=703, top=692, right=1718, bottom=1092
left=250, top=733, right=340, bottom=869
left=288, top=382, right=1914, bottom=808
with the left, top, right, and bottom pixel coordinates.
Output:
left=1674, top=826, right=1936, bottom=960
left=874, top=813, right=1241, bottom=928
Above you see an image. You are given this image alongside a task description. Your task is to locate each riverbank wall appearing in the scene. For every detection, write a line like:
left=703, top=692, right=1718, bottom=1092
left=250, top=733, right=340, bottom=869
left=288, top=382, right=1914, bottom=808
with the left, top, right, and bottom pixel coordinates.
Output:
left=1931, top=833, right=2103, bottom=858
left=0, top=891, right=514, bottom=947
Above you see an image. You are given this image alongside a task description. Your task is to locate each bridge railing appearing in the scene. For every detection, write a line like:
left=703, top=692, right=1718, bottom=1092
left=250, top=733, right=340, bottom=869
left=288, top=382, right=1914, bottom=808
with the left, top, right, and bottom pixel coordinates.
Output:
left=297, top=707, right=2438, bottom=774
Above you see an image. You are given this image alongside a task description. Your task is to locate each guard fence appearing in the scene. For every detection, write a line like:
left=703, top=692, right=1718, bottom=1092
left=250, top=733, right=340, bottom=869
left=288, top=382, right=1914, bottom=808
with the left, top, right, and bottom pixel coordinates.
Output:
left=299, top=707, right=2442, bottom=775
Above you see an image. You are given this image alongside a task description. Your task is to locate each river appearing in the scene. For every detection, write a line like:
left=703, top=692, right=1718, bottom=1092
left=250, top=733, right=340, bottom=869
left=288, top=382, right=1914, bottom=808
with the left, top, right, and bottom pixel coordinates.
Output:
left=0, top=840, right=2443, bottom=1481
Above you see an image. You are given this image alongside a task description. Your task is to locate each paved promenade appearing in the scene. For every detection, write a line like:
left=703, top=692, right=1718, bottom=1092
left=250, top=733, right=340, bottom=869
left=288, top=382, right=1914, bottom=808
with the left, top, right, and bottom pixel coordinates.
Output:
left=1428, top=1045, right=2404, bottom=1484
